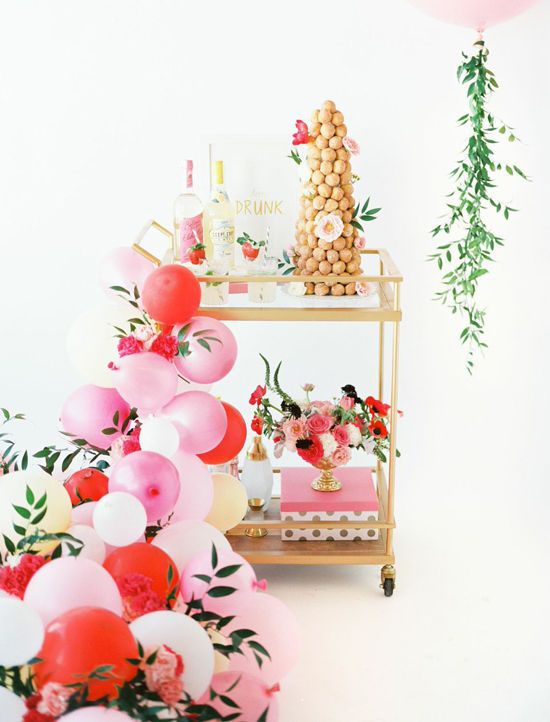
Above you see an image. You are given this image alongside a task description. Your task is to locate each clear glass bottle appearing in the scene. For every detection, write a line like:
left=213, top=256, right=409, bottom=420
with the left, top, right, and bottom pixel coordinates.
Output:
left=203, top=160, right=235, bottom=264
left=173, top=160, right=204, bottom=263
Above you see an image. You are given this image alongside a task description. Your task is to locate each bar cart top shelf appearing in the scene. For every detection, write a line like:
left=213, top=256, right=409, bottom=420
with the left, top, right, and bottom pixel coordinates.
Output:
left=194, top=248, right=402, bottom=323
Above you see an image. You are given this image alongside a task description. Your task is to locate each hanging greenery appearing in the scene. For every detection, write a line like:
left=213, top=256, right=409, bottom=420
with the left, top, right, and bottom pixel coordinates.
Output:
left=429, top=40, right=528, bottom=372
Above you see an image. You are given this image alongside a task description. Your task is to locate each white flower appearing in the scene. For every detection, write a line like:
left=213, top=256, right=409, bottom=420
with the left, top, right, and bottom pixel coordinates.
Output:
left=297, top=397, right=312, bottom=411
left=315, top=213, right=344, bottom=243
left=319, top=433, right=338, bottom=457
left=134, top=325, right=156, bottom=345
left=5, top=555, right=22, bottom=569
left=363, top=438, right=376, bottom=454
left=287, top=282, right=307, bottom=297
left=346, top=423, right=362, bottom=447
left=109, top=436, right=125, bottom=463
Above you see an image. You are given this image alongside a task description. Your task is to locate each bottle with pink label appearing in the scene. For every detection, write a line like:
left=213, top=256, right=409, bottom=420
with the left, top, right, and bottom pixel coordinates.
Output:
left=173, top=160, right=204, bottom=263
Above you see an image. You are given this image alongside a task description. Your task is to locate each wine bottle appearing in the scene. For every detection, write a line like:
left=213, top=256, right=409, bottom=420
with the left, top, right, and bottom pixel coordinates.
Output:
left=173, top=160, right=204, bottom=263
left=203, top=160, right=235, bottom=263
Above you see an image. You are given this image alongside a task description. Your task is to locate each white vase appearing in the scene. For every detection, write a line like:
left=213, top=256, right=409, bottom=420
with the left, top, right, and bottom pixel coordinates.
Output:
left=241, top=436, right=273, bottom=512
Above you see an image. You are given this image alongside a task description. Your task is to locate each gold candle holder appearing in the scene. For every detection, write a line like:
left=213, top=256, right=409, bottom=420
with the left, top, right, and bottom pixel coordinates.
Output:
left=244, top=498, right=268, bottom=538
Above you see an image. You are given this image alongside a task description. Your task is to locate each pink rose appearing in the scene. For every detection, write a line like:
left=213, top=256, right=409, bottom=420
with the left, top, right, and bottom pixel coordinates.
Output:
left=339, top=396, right=355, bottom=411
left=306, top=414, right=332, bottom=435
left=311, top=400, right=335, bottom=415
left=343, top=136, right=360, bottom=155
left=333, top=424, right=350, bottom=446
left=332, top=445, right=352, bottom=467
left=159, top=677, right=184, bottom=707
left=281, top=417, right=307, bottom=441
left=354, top=236, right=366, bottom=249
left=37, top=682, right=72, bottom=717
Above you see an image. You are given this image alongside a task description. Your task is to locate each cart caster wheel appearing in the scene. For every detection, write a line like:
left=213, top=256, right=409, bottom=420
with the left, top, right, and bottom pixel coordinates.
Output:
left=380, top=564, right=396, bottom=597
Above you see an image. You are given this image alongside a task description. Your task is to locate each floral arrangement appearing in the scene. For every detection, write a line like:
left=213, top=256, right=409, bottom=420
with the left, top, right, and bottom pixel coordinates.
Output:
left=249, top=357, right=399, bottom=468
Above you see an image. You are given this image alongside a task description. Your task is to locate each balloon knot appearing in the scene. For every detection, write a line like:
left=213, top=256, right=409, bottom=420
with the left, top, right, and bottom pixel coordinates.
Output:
left=253, top=578, right=268, bottom=592
left=108, top=361, right=119, bottom=370
left=267, top=683, right=281, bottom=696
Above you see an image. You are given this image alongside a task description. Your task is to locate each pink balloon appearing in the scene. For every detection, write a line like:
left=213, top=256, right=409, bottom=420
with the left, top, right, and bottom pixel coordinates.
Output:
left=99, top=246, right=155, bottom=298
left=407, top=0, right=540, bottom=30
left=162, top=391, right=227, bottom=454
left=181, top=549, right=258, bottom=616
left=226, top=592, right=301, bottom=686
left=60, top=709, right=136, bottom=722
left=169, top=451, right=214, bottom=521
left=61, top=385, right=130, bottom=449
left=109, top=450, right=180, bottom=521
left=71, top=501, right=97, bottom=525
left=24, top=557, right=122, bottom=625
left=197, top=671, right=279, bottom=721
left=173, top=317, right=237, bottom=384
left=112, top=352, right=178, bottom=412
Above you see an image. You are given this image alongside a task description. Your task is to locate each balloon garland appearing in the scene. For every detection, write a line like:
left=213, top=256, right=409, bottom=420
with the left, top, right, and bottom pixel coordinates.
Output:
left=0, top=249, right=298, bottom=720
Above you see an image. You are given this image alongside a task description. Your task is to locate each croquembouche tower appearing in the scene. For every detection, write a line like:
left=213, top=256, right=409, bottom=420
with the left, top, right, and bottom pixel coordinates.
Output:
left=292, top=100, right=362, bottom=296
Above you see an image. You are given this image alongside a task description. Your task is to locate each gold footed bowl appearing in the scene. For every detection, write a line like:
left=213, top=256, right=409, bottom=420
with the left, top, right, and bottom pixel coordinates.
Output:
left=311, top=459, right=343, bottom=492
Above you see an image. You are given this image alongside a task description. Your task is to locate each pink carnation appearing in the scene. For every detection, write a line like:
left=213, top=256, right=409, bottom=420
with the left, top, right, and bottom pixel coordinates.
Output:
left=117, top=572, right=165, bottom=622
left=343, top=136, right=360, bottom=155
left=332, top=445, right=352, bottom=467
left=158, top=677, right=185, bottom=707
left=37, top=683, right=72, bottom=717
left=151, top=334, right=178, bottom=360
left=306, top=414, right=333, bottom=435
left=281, top=418, right=307, bottom=450
left=333, top=424, right=350, bottom=446
left=144, top=644, right=185, bottom=706
left=117, top=335, right=143, bottom=357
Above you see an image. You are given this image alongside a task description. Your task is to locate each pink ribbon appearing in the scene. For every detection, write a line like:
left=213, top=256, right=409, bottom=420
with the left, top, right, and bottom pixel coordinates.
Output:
left=253, top=578, right=268, bottom=592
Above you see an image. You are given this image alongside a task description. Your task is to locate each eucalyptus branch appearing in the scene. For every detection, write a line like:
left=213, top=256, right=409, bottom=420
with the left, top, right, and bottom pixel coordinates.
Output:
left=429, top=40, right=528, bottom=372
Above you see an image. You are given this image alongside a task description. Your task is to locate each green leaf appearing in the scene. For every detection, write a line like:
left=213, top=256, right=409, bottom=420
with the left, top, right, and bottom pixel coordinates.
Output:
left=193, top=574, right=212, bottom=584
left=207, top=586, right=236, bottom=598
left=215, top=564, right=242, bottom=578
left=101, top=427, right=118, bottom=435
left=197, top=338, right=212, bottom=352
left=13, top=505, right=31, bottom=520
left=248, top=640, right=271, bottom=659
left=34, top=492, right=47, bottom=510
left=12, top=523, right=27, bottom=536
left=25, top=485, right=35, bottom=505
left=211, top=542, right=218, bottom=570
left=31, top=507, right=47, bottom=525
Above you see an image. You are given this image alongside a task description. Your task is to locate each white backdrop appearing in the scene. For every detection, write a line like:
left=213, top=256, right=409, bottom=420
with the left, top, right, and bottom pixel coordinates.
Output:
left=1, top=1, right=550, bottom=718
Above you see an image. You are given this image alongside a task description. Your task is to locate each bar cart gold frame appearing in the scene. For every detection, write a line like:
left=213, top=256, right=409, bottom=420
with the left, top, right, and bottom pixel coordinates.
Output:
left=195, top=248, right=402, bottom=597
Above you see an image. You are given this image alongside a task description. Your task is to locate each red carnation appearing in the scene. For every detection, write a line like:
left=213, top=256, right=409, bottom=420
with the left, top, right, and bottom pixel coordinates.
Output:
left=117, top=572, right=165, bottom=622
left=251, top=415, right=263, bottom=435
left=292, top=119, right=311, bottom=146
left=365, top=396, right=390, bottom=417
left=296, top=435, right=324, bottom=465
left=249, top=385, right=267, bottom=406
left=23, top=711, right=54, bottom=722
left=0, top=554, right=46, bottom=599
left=368, top=420, right=388, bottom=439
left=118, top=335, right=143, bottom=357
left=151, top=334, right=178, bottom=361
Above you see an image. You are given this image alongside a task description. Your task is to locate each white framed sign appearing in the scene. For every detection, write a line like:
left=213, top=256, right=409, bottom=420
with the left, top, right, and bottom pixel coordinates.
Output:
left=202, top=134, right=299, bottom=255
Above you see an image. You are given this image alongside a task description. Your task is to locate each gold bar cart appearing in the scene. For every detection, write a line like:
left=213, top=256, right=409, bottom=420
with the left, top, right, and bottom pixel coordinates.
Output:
left=196, top=248, right=402, bottom=596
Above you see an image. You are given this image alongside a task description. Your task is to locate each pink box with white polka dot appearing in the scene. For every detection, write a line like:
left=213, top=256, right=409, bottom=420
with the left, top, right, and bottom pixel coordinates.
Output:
left=280, top=467, right=379, bottom=541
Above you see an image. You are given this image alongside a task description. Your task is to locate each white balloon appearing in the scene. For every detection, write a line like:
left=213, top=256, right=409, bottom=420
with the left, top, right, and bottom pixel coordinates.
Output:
left=130, top=610, right=214, bottom=699
left=0, top=687, right=25, bottom=722
left=67, top=524, right=106, bottom=563
left=93, top=492, right=147, bottom=547
left=0, top=597, right=44, bottom=667
left=66, top=303, right=131, bottom=387
left=152, top=520, right=230, bottom=572
left=139, top=416, right=180, bottom=457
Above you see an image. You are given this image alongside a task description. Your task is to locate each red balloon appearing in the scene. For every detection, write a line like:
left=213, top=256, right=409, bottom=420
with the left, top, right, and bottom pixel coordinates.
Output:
left=103, top=542, right=179, bottom=607
left=141, top=265, right=201, bottom=325
left=64, top=468, right=109, bottom=506
left=34, top=607, right=138, bottom=700
left=198, top=402, right=247, bottom=465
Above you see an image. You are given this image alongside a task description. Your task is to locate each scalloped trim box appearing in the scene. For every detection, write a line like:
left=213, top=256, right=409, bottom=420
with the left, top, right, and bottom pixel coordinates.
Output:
left=280, top=467, right=379, bottom=541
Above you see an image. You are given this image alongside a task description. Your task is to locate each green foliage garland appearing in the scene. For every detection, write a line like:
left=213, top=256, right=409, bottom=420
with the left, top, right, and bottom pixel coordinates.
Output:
left=429, top=40, right=528, bottom=372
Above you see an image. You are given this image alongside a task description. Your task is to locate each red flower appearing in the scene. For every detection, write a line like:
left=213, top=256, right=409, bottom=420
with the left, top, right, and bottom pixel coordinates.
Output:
left=368, top=420, right=388, bottom=439
left=23, top=711, right=54, bottom=722
left=251, top=415, right=263, bottom=435
left=122, top=435, right=141, bottom=456
left=0, top=554, right=46, bottom=599
left=117, top=572, right=165, bottom=622
left=249, top=385, right=267, bottom=406
left=151, top=334, right=178, bottom=361
left=296, top=435, right=324, bottom=465
left=117, top=335, right=143, bottom=357
left=365, top=396, right=390, bottom=417
left=292, top=119, right=311, bottom=146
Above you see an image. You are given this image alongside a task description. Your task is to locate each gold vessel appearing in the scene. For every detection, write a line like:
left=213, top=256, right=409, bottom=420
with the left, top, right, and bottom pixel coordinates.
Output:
left=244, top=498, right=268, bottom=538
left=311, top=459, right=342, bottom=492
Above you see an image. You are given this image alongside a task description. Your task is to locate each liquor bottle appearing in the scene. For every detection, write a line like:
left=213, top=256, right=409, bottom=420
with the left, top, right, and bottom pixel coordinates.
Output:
left=173, top=160, right=204, bottom=263
left=203, top=160, right=235, bottom=263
